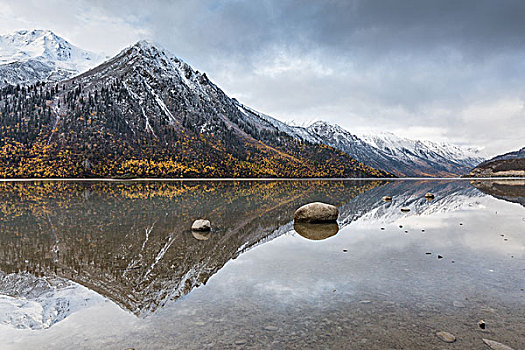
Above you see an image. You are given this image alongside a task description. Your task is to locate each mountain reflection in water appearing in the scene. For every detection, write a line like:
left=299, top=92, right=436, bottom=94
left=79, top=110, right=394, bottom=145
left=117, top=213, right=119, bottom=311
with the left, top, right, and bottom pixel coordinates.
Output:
left=0, top=179, right=522, bottom=325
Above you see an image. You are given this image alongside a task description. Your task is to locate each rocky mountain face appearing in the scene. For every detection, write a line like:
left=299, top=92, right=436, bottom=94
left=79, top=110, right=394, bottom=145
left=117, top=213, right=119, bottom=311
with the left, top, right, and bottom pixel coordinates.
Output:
left=0, top=29, right=104, bottom=88
left=469, top=147, right=525, bottom=177
left=0, top=39, right=389, bottom=178
left=306, top=121, right=485, bottom=177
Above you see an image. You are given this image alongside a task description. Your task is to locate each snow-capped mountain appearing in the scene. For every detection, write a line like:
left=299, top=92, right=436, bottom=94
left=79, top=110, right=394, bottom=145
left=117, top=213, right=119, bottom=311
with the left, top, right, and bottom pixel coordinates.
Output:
left=0, top=39, right=388, bottom=178
left=0, top=29, right=104, bottom=87
left=306, top=121, right=485, bottom=177
left=0, top=32, right=483, bottom=177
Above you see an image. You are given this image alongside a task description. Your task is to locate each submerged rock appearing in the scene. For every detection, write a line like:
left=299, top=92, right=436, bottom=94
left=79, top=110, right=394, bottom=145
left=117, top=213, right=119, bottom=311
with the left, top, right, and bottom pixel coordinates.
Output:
left=294, top=222, right=339, bottom=240
left=482, top=339, right=515, bottom=350
left=191, top=219, right=211, bottom=231
left=453, top=300, right=465, bottom=308
left=382, top=196, right=393, bottom=201
left=294, top=202, right=338, bottom=223
left=436, top=331, right=456, bottom=343
left=424, top=192, right=435, bottom=199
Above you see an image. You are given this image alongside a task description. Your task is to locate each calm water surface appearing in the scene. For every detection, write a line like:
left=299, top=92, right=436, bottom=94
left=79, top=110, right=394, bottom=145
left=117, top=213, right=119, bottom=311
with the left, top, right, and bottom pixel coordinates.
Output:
left=0, top=179, right=523, bottom=349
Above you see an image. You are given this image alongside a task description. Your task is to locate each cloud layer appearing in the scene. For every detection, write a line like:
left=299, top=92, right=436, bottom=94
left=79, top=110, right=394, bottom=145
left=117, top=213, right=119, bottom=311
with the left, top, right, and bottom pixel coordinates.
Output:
left=1, top=0, right=524, bottom=156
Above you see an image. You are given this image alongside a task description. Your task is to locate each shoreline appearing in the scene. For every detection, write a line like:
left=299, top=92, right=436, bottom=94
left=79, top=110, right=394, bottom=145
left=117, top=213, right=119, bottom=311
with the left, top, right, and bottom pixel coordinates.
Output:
left=0, top=177, right=524, bottom=182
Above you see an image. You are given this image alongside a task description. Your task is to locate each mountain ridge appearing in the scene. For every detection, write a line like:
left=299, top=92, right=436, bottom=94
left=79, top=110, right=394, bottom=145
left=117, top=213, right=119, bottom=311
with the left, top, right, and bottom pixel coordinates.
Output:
left=0, top=30, right=490, bottom=178
left=305, top=121, right=484, bottom=177
left=0, top=39, right=389, bottom=178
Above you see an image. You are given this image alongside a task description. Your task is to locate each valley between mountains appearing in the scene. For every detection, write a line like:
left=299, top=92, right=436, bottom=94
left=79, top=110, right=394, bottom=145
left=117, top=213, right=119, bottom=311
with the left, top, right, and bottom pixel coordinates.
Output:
left=0, top=30, right=488, bottom=178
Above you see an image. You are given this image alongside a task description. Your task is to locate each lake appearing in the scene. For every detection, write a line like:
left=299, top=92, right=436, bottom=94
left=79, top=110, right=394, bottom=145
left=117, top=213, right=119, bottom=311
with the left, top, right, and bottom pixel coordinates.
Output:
left=0, top=179, right=523, bottom=349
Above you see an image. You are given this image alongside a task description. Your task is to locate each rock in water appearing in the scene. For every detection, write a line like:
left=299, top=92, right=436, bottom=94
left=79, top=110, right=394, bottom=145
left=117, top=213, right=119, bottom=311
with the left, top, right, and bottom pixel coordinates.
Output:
left=400, top=208, right=411, bottom=212
left=424, top=192, right=435, bottom=199
left=382, top=196, right=393, bottom=201
left=191, top=219, right=211, bottom=231
left=436, top=331, right=456, bottom=343
left=294, top=202, right=338, bottom=223
left=482, top=339, right=515, bottom=350
left=294, top=222, right=339, bottom=240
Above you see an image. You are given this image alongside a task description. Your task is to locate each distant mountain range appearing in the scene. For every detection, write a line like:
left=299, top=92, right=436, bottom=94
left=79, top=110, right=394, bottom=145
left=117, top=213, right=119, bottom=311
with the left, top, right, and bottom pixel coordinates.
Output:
left=469, top=147, right=525, bottom=177
left=0, top=30, right=488, bottom=178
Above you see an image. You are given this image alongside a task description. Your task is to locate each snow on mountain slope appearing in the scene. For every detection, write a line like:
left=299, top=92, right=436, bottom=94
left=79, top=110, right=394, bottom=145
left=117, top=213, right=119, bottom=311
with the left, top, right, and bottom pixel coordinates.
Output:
left=0, top=29, right=104, bottom=87
left=359, top=131, right=483, bottom=164
left=0, top=271, right=104, bottom=329
left=306, top=121, right=485, bottom=177
left=236, top=103, right=322, bottom=144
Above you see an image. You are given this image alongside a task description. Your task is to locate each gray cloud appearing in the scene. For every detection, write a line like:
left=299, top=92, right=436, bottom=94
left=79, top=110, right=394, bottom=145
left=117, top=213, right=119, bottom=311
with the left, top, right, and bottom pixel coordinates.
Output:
left=1, top=0, right=524, bottom=156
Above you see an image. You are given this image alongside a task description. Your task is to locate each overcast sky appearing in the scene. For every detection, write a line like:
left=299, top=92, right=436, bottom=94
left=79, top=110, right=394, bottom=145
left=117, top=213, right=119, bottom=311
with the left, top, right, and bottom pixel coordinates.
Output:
left=1, top=0, right=524, bottom=157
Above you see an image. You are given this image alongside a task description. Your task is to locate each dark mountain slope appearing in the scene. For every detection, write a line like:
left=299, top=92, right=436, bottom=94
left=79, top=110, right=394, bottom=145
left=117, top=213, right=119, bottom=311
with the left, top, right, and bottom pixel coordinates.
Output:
left=469, top=147, right=525, bottom=177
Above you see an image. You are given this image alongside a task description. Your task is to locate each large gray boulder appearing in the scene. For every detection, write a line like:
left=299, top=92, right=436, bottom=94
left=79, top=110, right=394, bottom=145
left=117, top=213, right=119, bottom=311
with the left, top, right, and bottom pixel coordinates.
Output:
left=294, top=202, right=338, bottom=223
left=191, top=219, right=211, bottom=231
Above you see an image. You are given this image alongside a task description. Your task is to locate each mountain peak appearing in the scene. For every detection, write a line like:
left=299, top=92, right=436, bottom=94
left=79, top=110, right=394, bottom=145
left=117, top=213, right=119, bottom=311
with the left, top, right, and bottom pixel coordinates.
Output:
left=0, top=29, right=104, bottom=87
left=308, top=120, right=352, bottom=136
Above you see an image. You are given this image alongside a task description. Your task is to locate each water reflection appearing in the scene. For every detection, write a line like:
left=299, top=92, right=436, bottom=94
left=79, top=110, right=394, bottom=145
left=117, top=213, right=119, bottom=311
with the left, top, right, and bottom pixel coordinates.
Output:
left=294, top=222, right=339, bottom=240
left=471, top=179, right=525, bottom=206
left=0, top=180, right=380, bottom=318
left=0, top=179, right=522, bottom=330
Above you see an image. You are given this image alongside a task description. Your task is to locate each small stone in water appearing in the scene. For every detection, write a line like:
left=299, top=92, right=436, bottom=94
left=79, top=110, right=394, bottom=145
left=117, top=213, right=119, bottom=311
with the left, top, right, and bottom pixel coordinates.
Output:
left=399, top=225, right=403, bottom=228
left=359, top=300, right=372, bottom=304
left=438, top=255, right=443, bottom=259
left=400, top=208, right=410, bottom=212
left=235, top=340, right=247, bottom=345
left=478, top=320, right=486, bottom=329
left=426, top=252, right=431, bottom=255
left=421, top=229, right=425, bottom=232
left=264, top=325, right=279, bottom=331
left=343, top=249, right=348, bottom=252
left=381, top=227, right=385, bottom=230
left=436, top=331, right=456, bottom=343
